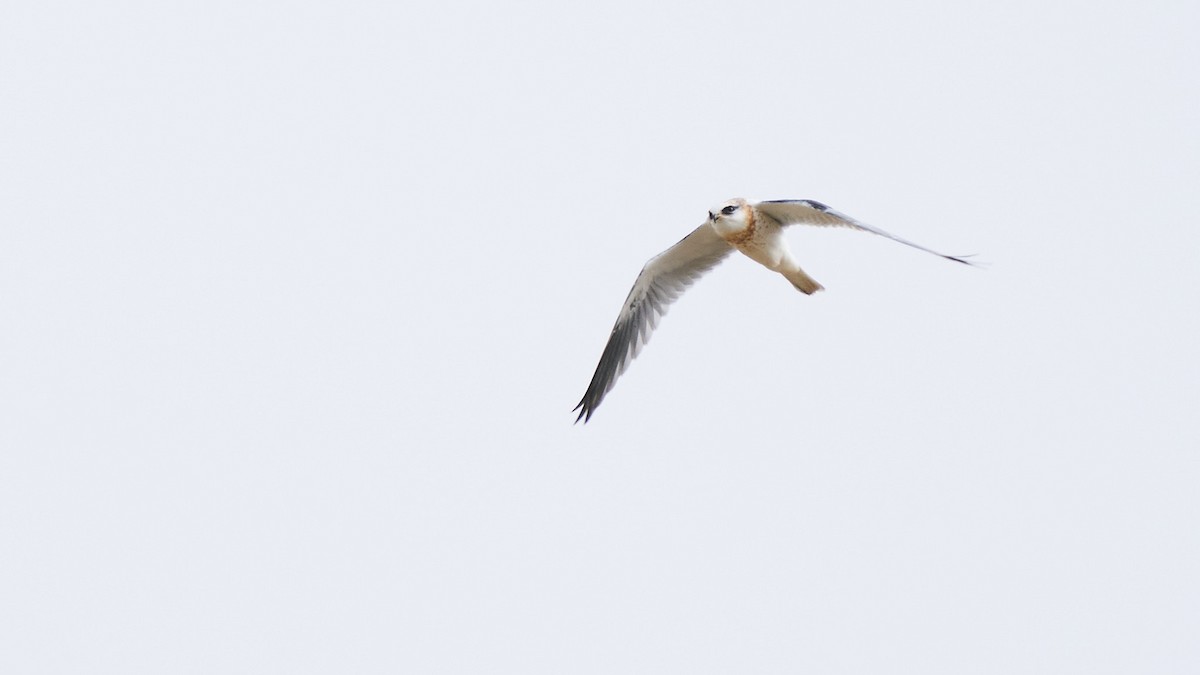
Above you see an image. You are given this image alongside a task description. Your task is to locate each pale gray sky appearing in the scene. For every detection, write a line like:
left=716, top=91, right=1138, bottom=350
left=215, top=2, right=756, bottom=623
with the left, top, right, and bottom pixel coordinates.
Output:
left=2, top=1, right=1198, bottom=673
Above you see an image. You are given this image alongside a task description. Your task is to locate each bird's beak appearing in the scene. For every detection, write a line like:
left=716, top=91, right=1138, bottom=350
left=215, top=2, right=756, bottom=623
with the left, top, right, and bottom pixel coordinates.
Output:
left=708, top=211, right=716, bottom=221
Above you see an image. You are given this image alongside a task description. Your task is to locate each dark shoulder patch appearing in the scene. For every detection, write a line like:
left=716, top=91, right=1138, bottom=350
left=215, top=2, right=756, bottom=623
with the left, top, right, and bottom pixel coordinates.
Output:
left=761, top=199, right=830, bottom=212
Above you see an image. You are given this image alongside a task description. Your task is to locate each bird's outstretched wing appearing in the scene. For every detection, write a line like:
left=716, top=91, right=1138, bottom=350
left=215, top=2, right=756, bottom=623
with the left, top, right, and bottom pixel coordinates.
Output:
left=755, top=199, right=977, bottom=265
left=574, top=224, right=733, bottom=423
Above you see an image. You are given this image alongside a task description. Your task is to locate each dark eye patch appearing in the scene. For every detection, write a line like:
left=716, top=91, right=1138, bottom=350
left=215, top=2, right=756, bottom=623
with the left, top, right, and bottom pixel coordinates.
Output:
left=721, top=205, right=737, bottom=215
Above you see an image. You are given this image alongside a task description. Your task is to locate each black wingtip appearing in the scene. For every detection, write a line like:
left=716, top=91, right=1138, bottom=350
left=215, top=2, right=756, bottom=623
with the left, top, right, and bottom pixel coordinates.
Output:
left=572, top=400, right=591, bottom=425
left=946, top=253, right=988, bottom=267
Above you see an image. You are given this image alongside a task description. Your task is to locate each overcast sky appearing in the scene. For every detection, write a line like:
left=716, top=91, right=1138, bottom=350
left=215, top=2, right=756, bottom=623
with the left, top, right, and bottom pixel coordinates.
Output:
left=2, top=1, right=1198, bottom=673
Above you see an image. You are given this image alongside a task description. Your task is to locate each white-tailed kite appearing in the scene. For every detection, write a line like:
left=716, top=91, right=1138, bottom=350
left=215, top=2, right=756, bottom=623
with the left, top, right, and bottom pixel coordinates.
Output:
left=573, top=198, right=977, bottom=423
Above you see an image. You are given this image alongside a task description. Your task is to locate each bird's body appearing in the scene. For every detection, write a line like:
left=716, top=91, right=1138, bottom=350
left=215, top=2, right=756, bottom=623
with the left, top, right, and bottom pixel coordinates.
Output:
left=573, top=197, right=976, bottom=423
left=709, top=198, right=824, bottom=294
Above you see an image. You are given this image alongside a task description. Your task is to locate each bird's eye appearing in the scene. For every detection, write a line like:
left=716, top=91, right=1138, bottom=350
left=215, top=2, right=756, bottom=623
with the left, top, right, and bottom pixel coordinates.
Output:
left=721, top=205, right=737, bottom=215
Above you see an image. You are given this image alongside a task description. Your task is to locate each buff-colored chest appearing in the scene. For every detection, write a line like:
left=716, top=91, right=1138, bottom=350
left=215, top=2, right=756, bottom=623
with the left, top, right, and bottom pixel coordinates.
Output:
left=712, top=210, right=783, bottom=246
left=716, top=208, right=758, bottom=245
left=711, top=210, right=789, bottom=270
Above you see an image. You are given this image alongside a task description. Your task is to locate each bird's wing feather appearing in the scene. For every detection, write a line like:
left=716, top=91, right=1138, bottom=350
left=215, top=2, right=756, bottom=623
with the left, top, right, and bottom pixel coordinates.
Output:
left=755, top=199, right=976, bottom=265
left=574, top=224, right=733, bottom=423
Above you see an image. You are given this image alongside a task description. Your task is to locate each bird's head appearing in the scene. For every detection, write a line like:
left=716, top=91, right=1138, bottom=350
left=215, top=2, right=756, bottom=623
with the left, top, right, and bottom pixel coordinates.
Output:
left=707, top=198, right=752, bottom=237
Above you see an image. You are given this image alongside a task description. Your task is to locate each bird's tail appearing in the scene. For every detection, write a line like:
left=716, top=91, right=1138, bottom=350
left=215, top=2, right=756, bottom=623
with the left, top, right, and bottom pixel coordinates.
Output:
left=783, top=267, right=824, bottom=295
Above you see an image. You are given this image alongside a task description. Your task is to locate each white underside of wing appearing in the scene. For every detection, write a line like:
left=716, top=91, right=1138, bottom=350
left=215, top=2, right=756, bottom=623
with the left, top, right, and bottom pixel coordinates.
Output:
left=574, top=223, right=733, bottom=422
left=754, top=199, right=975, bottom=265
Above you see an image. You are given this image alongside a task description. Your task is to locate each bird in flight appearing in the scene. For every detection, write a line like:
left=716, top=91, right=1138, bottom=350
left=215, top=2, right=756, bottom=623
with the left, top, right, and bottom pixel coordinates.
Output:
left=573, top=198, right=977, bottom=423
